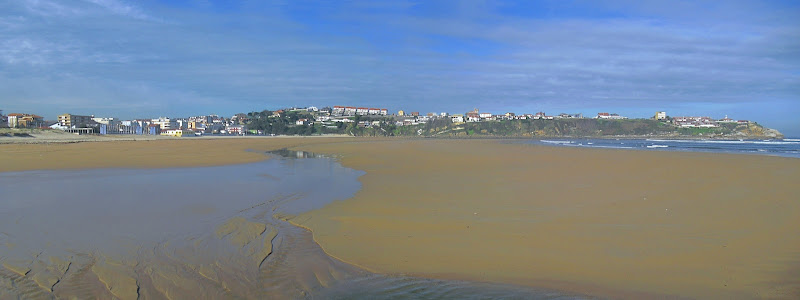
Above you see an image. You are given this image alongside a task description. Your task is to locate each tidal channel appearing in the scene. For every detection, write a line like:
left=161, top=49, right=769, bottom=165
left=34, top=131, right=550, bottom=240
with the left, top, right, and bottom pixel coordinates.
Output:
left=0, top=149, right=587, bottom=299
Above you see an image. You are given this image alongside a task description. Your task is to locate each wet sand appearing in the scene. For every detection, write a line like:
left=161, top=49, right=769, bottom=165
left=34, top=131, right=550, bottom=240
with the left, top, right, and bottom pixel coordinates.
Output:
left=0, top=136, right=364, bottom=172
left=293, top=139, right=800, bottom=299
left=2, top=137, right=799, bottom=299
left=0, top=148, right=377, bottom=299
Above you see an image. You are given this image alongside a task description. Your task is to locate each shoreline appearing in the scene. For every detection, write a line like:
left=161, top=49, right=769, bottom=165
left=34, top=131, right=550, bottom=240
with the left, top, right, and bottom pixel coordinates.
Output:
left=0, top=126, right=787, bottom=146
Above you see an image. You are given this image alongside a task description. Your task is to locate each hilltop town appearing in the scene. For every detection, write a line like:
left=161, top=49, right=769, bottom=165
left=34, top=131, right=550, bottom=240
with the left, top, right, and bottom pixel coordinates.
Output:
left=0, top=106, right=783, bottom=140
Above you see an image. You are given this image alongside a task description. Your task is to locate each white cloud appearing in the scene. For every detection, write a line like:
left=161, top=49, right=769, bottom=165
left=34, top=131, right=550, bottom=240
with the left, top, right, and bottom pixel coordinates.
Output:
left=83, top=0, right=155, bottom=21
left=21, top=0, right=85, bottom=17
left=14, top=0, right=157, bottom=21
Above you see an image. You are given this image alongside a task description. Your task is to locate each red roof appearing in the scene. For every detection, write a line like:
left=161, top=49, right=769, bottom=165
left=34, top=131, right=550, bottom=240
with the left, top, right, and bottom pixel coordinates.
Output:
left=357, top=107, right=368, bottom=110
left=333, top=106, right=344, bottom=108
left=7, top=113, right=42, bottom=119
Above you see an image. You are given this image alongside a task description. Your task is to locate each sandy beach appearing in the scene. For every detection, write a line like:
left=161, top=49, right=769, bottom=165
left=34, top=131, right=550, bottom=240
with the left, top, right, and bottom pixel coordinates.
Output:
left=293, top=139, right=800, bottom=299
left=2, top=137, right=798, bottom=299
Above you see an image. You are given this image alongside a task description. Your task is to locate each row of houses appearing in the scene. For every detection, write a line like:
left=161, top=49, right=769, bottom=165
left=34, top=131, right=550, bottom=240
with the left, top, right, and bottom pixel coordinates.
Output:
left=24, top=113, right=249, bottom=136
left=0, top=110, right=46, bottom=128
left=671, top=115, right=749, bottom=128
left=331, top=106, right=389, bottom=116
left=440, top=109, right=587, bottom=124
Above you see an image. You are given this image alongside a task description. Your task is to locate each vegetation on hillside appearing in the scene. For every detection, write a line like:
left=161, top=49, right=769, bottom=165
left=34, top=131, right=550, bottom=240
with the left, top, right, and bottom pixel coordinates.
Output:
left=239, top=110, right=781, bottom=138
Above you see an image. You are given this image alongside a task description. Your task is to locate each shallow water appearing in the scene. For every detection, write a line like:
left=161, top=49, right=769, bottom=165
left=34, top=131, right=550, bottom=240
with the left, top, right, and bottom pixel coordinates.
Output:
left=0, top=150, right=588, bottom=299
left=525, top=138, right=800, bottom=158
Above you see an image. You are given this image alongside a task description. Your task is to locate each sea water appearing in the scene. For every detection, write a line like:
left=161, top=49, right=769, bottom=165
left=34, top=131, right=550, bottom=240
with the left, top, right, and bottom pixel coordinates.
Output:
left=0, top=150, right=588, bottom=299
left=526, top=138, right=800, bottom=158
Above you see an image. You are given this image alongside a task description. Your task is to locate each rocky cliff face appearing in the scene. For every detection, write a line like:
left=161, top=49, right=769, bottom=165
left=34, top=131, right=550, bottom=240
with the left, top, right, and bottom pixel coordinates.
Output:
left=733, top=123, right=784, bottom=138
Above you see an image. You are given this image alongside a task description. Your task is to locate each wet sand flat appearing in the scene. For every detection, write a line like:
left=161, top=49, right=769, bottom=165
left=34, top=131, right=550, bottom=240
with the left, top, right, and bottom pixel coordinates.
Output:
left=2, top=137, right=799, bottom=299
left=0, top=136, right=365, bottom=172
left=0, top=144, right=370, bottom=299
left=293, top=139, right=800, bottom=299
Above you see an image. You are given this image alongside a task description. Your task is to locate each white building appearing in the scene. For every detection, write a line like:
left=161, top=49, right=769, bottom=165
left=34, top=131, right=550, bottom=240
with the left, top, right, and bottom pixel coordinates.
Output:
left=226, top=125, right=246, bottom=135
left=7, top=115, right=17, bottom=127
left=151, top=117, right=177, bottom=130
left=672, top=116, right=718, bottom=128
left=175, top=119, right=189, bottom=129
left=596, top=112, right=627, bottom=120
left=655, top=111, right=667, bottom=120
left=332, top=106, right=345, bottom=116
left=92, top=117, right=118, bottom=125
left=716, top=115, right=737, bottom=123
left=333, top=117, right=354, bottom=123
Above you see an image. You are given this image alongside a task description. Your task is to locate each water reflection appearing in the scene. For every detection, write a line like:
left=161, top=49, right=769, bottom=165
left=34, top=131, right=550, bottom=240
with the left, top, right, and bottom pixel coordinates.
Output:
left=268, top=148, right=329, bottom=159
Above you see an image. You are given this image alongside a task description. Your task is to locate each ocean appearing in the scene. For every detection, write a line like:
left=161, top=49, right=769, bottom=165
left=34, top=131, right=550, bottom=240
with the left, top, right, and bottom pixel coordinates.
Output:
left=524, top=138, right=800, bottom=158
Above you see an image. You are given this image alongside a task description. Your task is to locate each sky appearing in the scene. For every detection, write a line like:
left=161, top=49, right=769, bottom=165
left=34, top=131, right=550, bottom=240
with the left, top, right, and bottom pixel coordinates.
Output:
left=1, top=0, right=799, bottom=135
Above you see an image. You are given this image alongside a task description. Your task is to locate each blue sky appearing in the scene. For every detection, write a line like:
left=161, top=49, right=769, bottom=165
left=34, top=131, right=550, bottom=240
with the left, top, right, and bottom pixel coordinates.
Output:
left=1, top=0, right=799, bottom=135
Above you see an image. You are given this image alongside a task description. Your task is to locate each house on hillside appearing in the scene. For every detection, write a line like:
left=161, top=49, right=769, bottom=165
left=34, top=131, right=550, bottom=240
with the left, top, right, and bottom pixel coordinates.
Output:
left=596, top=112, right=627, bottom=120
left=672, top=116, right=718, bottom=128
